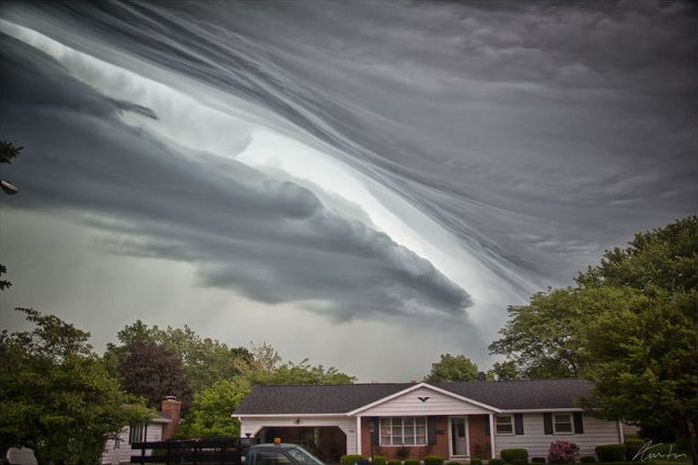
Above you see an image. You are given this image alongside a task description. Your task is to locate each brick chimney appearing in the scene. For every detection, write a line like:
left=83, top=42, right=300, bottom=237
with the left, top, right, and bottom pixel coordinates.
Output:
left=161, top=396, right=182, bottom=440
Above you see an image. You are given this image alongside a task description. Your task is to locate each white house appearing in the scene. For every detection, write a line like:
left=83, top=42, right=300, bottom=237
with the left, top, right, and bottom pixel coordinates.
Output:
left=234, top=380, right=624, bottom=463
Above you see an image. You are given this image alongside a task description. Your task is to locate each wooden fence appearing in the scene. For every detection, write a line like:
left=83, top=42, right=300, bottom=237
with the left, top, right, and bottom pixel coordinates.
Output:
left=130, top=438, right=258, bottom=465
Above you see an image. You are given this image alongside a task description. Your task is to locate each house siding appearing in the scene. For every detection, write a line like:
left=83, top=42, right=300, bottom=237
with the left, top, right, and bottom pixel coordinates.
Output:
left=359, top=387, right=491, bottom=416
left=239, top=416, right=358, bottom=455
left=494, top=413, right=620, bottom=459
left=360, top=416, right=449, bottom=460
left=102, top=422, right=164, bottom=465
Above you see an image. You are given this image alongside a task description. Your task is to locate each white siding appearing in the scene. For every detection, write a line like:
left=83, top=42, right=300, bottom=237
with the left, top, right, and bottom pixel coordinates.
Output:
left=239, top=416, right=358, bottom=455
left=360, top=387, right=492, bottom=416
left=494, top=413, right=621, bottom=459
left=102, top=422, right=165, bottom=465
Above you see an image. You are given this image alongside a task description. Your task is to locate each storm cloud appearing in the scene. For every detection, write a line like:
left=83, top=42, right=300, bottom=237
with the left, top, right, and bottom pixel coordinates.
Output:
left=0, top=1, right=695, bottom=379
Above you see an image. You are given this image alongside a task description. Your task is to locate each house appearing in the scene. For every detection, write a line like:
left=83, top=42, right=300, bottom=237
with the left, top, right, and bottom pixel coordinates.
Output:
left=6, top=397, right=181, bottom=465
left=101, top=396, right=181, bottom=465
left=234, top=380, right=624, bottom=463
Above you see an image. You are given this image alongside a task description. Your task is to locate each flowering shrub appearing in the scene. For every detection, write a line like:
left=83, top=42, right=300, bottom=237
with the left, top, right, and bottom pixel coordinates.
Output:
left=548, top=441, right=579, bottom=464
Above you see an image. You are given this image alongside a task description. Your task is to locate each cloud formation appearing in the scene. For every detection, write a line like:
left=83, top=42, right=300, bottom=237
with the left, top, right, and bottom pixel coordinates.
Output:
left=0, top=1, right=695, bottom=378
left=1, top=34, right=473, bottom=325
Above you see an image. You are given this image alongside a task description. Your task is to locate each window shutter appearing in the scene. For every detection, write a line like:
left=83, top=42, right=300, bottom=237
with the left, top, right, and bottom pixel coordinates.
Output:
left=484, top=417, right=490, bottom=436
left=543, top=413, right=553, bottom=435
left=573, top=412, right=584, bottom=434
left=514, top=413, right=524, bottom=435
left=371, top=418, right=379, bottom=446
left=427, top=417, right=437, bottom=445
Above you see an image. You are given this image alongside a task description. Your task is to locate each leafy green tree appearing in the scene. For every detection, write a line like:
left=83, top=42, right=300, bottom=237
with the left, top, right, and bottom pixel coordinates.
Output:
left=489, top=216, right=698, bottom=464
left=486, top=360, right=522, bottom=381
left=424, top=353, right=479, bottom=382
left=575, top=217, right=698, bottom=465
left=0, top=308, right=151, bottom=465
left=177, top=378, right=251, bottom=439
left=105, top=321, right=253, bottom=395
left=118, top=339, right=193, bottom=412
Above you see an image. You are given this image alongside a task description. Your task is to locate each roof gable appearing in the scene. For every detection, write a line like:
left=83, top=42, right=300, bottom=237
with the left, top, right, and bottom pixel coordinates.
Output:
left=348, top=383, right=499, bottom=415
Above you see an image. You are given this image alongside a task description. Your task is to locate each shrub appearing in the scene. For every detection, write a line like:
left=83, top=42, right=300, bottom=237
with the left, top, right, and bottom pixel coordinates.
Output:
left=579, top=457, right=596, bottom=463
left=373, top=456, right=387, bottom=465
left=623, top=439, right=644, bottom=461
left=489, top=460, right=505, bottom=465
left=446, top=462, right=461, bottom=465
left=388, top=461, right=402, bottom=465
left=531, top=458, right=546, bottom=464
left=594, top=444, right=625, bottom=463
left=548, top=441, right=579, bottom=464
left=341, top=455, right=366, bottom=465
left=423, top=456, right=444, bottom=465
left=471, top=460, right=483, bottom=465
left=404, top=460, right=420, bottom=465
left=501, top=449, right=528, bottom=465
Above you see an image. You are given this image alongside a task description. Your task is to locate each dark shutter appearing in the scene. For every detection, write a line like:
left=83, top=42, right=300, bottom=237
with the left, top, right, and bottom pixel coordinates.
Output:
left=573, top=412, right=584, bottom=434
left=484, top=417, right=490, bottom=436
left=427, top=417, right=437, bottom=445
left=514, top=413, right=524, bottom=435
left=371, top=418, right=379, bottom=446
left=543, top=413, right=553, bottom=435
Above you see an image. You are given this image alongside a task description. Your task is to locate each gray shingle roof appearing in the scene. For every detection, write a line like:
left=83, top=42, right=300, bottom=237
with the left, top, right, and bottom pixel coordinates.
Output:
left=233, top=379, right=592, bottom=415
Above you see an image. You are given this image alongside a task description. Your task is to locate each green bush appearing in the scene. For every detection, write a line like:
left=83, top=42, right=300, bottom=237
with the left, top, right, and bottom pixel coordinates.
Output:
left=489, top=460, right=505, bottom=465
left=446, top=462, right=461, bottom=465
left=580, top=457, right=596, bottom=463
left=388, top=461, right=402, bottom=465
left=373, top=456, right=387, bottom=465
left=341, top=455, right=366, bottom=465
left=530, top=459, right=545, bottom=464
left=404, top=460, right=420, bottom=465
left=623, top=439, right=644, bottom=461
left=423, top=456, right=444, bottom=465
left=471, top=460, right=483, bottom=465
left=595, top=444, right=626, bottom=463
left=501, top=449, right=528, bottom=465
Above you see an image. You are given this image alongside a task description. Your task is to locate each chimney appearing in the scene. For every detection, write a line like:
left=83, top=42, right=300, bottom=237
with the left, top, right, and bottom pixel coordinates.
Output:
left=478, top=371, right=487, bottom=382
left=161, top=396, right=182, bottom=440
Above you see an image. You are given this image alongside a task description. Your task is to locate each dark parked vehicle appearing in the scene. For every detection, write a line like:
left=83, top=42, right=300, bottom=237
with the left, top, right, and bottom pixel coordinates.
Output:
left=246, top=444, right=326, bottom=465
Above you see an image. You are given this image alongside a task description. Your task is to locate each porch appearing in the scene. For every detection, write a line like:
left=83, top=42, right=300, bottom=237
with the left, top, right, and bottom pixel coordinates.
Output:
left=359, top=414, right=493, bottom=461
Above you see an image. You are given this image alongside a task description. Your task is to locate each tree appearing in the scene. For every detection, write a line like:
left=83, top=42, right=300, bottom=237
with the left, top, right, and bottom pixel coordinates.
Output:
left=486, top=360, right=523, bottom=381
left=424, top=353, right=479, bottom=382
left=489, top=216, right=698, bottom=464
left=176, top=378, right=251, bottom=439
left=118, top=339, right=193, bottom=412
left=105, top=321, right=253, bottom=396
left=0, top=308, right=151, bottom=465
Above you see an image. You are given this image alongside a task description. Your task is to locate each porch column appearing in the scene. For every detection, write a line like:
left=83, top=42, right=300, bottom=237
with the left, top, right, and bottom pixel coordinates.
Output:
left=488, top=413, right=496, bottom=459
left=356, top=416, right=362, bottom=457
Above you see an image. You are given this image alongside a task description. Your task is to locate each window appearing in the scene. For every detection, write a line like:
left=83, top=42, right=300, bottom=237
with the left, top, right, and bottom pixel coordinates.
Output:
left=553, top=414, right=573, bottom=434
left=495, top=415, right=513, bottom=434
left=252, top=451, right=292, bottom=465
left=129, top=424, right=146, bottom=444
left=286, top=448, right=324, bottom=465
left=379, top=417, right=427, bottom=446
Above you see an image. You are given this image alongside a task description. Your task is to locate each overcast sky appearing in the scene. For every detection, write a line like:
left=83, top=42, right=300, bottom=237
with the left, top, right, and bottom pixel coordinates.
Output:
left=0, top=1, right=695, bottom=381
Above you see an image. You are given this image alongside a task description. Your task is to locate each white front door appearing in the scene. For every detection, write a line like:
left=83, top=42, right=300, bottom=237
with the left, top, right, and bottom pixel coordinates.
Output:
left=449, top=416, right=469, bottom=457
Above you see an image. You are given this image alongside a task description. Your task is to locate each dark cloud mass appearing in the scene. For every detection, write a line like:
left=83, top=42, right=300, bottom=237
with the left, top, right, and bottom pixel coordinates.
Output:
left=0, top=1, right=695, bottom=379
left=1, top=35, right=472, bottom=324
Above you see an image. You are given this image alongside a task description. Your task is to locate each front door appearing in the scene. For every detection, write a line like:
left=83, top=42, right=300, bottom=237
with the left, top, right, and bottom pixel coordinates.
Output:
left=450, top=417, right=468, bottom=457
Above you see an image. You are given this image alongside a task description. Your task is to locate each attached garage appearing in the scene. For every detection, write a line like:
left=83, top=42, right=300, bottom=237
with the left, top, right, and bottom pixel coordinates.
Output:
left=257, top=426, right=347, bottom=463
